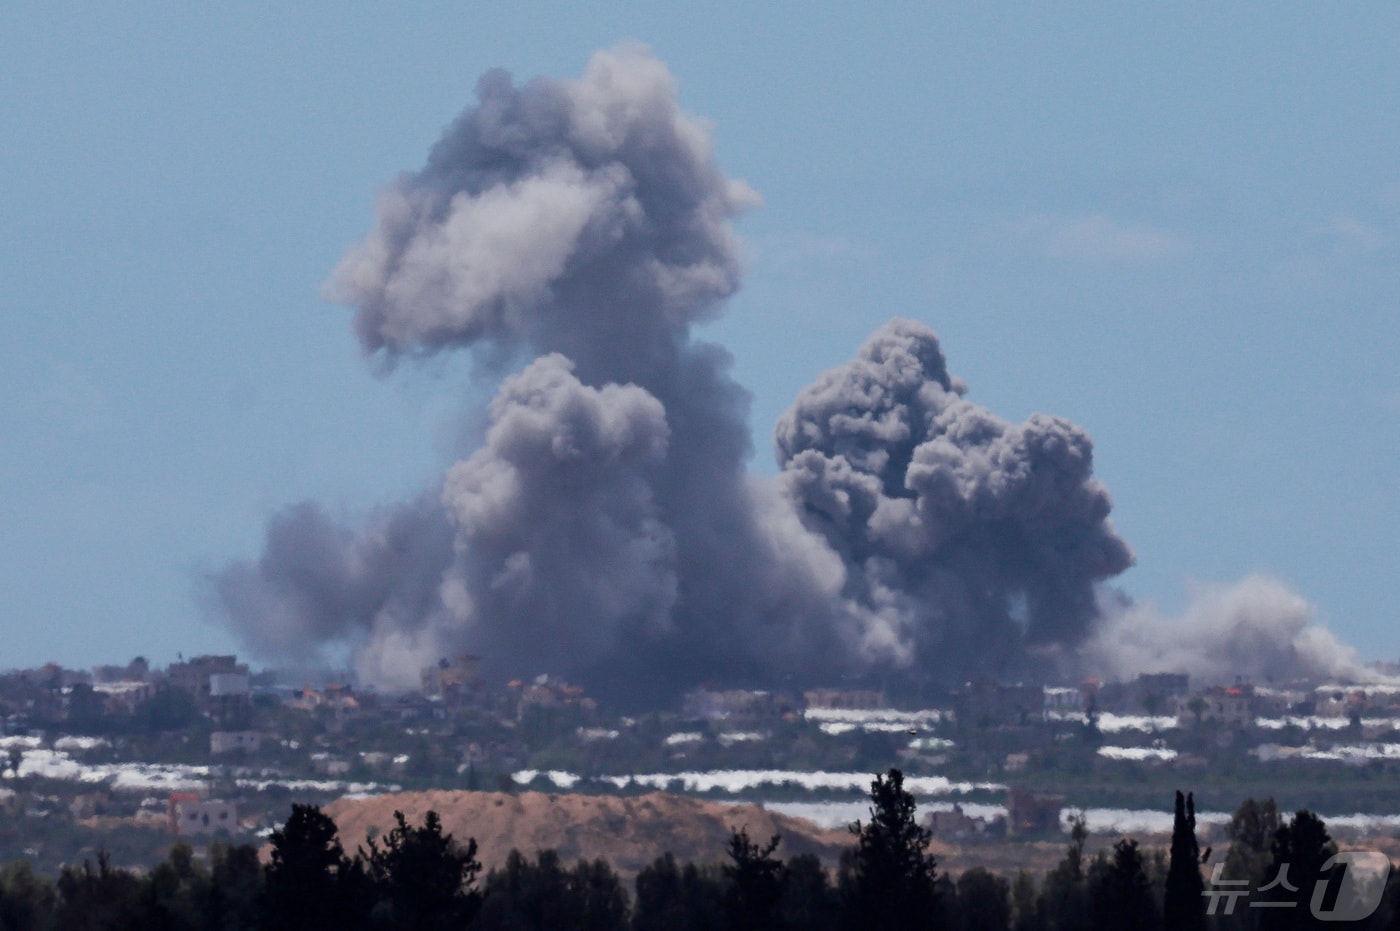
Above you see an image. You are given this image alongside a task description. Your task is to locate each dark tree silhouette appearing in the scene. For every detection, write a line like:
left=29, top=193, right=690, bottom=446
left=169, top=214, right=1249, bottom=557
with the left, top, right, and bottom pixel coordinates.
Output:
left=0, top=860, right=58, bottom=931
left=958, top=866, right=1012, bottom=931
left=204, top=842, right=263, bottom=931
left=632, top=852, right=725, bottom=931
left=724, top=828, right=785, bottom=931
left=145, top=840, right=213, bottom=930
left=362, top=809, right=483, bottom=931
left=1039, top=814, right=1091, bottom=931
left=1220, top=796, right=1281, bottom=931
left=1089, top=838, right=1158, bottom=931
left=1257, top=810, right=1336, bottom=931
left=476, top=848, right=629, bottom=931
left=839, top=767, right=941, bottom=931
left=1369, top=870, right=1400, bottom=931
left=262, top=804, right=366, bottom=931
left=1164, top=791, right=1205, bottom=931
left=569, top=856, right=632, bottom=931
left=777, top=854, right=837, bottom=931
left=52, top=851, right=147, bottom=931
left=1010, top=870, right=1038, bottom=931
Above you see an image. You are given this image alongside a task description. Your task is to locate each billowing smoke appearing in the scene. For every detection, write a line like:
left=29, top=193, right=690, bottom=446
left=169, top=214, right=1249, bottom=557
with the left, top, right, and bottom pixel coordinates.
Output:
left=325, top=45, right=757, bottom=386
left=212, top=47, right=1372, bottom=700
left=216, top=46, right=842, bottom=699
left=775, top=318, right=1135, bottom=679
left=212, top=497, right=456, bottom=687
left=1083, top=575, right=1378, bottom=686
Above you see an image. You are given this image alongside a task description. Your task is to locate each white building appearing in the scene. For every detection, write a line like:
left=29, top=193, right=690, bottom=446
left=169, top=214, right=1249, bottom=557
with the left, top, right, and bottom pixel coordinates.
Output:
left=210, top=730, right=261, bottom=755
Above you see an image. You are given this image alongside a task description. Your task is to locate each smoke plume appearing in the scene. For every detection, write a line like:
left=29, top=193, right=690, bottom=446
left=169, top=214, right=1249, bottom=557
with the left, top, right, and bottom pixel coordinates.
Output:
left=212, top=46, right=1372, bottom=700
left=1083, top=575, right=1377, bottom=686
left=774, top=318, right=1135, bottom=679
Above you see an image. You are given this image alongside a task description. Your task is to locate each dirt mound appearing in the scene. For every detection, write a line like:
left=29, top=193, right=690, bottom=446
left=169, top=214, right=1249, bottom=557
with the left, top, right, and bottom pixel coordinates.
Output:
left=323, top=790, right=859, bottom=877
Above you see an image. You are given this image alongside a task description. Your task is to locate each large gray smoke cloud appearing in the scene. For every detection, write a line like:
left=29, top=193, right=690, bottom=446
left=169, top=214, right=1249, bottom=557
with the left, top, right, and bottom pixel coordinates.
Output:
left=217, top=47, right=841, bottom=698
left=775, top=319, right=1135, bottom=678
left=212, top=47, right=1366, bottom=700
left=326, top=46, right=757, bottom=386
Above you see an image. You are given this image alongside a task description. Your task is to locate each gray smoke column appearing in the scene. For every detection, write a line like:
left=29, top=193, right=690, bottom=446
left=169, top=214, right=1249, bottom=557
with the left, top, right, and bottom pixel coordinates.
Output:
left=215, top=46, right=822, bottom=698
left=215, top=47, right=1150, bottom=699
left=774, top=319, right=1136, bottom=680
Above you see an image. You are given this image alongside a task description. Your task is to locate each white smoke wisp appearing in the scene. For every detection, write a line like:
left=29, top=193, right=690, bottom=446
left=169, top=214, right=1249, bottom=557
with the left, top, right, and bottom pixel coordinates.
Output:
left=1084, top=574, right=1378, bottom=685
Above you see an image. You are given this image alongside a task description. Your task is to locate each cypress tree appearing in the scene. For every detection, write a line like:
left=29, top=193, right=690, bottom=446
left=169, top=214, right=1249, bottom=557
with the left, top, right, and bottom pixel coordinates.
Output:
left=1164, top=791, right=1205, bottom=931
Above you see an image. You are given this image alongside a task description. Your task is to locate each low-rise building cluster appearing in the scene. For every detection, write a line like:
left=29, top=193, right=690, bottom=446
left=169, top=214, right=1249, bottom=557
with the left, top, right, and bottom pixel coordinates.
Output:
left=2, top=647, right=1400, bottom=870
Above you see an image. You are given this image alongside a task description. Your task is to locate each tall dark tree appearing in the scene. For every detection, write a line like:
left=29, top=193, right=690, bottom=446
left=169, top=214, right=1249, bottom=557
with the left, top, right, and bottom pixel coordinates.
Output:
left=958, top=867, right=1012, bottom=931
left=1089, top=839, right=1158, bottom=931
left=1010, top=870, right=1039, bottom=931
left=1164, top=791, right=1205, bottom=931
left=52, top=851, right=148, bottom=931
left=569, top=857, right=632, bottom=931
left=0, top=860, right=58, bottom=931
left=632, top=852, right=725, bottom=931
left=1220, top=797, right=1281, bottom=931
left=145, top=840, right=212, bottom=930
left=476, top=849, right=629, bottom=931
left=934, top=874, right=961, bottom=930
left=1257, top=810, right=1336, bottom=931
left=724, top=828, right=785, bottom=931
left=204, top=842, right=263, bottom=931
left=477, top=849, right=572, bottom=931
left=261, top=804, right=367, bottom=931
left=777, top=855, right=837, bottom=931
left=1039, top=815, right=1091, bottom=931
left=362, top=810, right=482, bottom=931
left=839, top=767, right=941, bottom=931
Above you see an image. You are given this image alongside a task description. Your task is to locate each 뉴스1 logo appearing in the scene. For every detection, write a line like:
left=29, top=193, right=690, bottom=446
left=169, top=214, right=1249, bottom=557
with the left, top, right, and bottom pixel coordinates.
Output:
left=1203, top=851, right=1391, bottom=921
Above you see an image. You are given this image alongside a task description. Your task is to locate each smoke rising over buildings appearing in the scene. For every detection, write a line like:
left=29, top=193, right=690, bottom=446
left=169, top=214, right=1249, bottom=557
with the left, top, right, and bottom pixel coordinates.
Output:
left=212, top=47, right=1374, bottom=699
left=1084, top=575, right=1378, bottom=686
left=775, top=319, right=1135, bottom=676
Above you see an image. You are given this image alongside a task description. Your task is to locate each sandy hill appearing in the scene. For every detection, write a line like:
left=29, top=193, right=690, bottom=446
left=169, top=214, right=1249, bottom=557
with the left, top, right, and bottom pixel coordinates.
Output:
left=323, top=790, right=863, bottom=878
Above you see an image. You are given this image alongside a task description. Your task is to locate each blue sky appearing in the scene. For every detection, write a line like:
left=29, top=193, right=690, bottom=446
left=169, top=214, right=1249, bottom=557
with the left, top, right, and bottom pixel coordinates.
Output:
left=2, top=3, right=1397, bottom=670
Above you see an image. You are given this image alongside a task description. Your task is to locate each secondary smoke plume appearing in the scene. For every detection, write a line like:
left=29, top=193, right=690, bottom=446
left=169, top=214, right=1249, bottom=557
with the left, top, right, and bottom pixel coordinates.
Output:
left=775, top=318, right=1135, bottom=678
left=213, top=46, right=1373, bottom=700
left=1084, top=575, right=1378, bottom=685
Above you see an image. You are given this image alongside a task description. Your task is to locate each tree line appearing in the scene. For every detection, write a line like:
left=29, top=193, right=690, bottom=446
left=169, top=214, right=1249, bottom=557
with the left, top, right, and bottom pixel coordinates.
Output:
left=0, top=768, right=1397, bottom=930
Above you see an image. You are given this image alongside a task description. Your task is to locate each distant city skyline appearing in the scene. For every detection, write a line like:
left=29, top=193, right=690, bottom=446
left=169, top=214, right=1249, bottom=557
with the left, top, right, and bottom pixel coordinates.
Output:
left=2, top=5, right=1397, bottom=671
